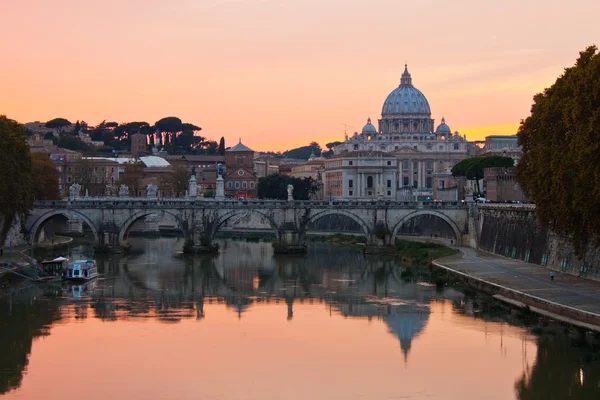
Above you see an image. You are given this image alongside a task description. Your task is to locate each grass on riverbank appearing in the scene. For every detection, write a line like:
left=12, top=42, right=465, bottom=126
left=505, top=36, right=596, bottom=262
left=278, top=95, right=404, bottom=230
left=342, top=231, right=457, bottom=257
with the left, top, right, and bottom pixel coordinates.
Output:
left=306, top=234, right=366, bottom=245
left=394, top=239, right=458, bottom=267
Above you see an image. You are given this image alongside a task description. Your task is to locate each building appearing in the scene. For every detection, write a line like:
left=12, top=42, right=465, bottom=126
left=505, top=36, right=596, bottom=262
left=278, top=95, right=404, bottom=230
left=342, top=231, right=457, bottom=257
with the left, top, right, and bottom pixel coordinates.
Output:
left=254, top=156, right=280, bottom=178
left=333, top=65, right=469, bottom=199
left=224, top=140, right=258, bottom=198
left=484, top=167, right=529, bottom=203
left=130, top=134, right=148, bottom=158
left=324, top=151, right=397, bottom=200
left=483, top=135, right=522, bottom=164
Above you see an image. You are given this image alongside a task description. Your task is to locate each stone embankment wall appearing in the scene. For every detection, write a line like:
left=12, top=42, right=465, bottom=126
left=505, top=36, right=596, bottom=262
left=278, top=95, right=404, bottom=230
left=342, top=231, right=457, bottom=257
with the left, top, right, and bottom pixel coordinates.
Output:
left=477, top=204, right=600, bottom=281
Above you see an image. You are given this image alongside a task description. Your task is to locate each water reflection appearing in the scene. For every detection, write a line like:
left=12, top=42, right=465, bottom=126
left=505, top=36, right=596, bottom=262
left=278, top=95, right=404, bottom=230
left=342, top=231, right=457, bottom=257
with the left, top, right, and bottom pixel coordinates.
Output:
left=0, top=238, right=599, bottom=399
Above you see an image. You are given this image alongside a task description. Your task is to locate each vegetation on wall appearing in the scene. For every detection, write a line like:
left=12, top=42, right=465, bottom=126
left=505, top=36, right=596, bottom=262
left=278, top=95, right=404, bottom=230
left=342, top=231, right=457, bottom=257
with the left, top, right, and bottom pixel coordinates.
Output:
left=517, top=45, right=600, bottom=256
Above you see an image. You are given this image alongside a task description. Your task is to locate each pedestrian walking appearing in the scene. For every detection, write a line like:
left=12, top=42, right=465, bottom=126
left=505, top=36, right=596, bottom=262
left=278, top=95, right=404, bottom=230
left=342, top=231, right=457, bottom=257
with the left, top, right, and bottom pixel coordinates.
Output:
left=550, top=271, right=555, bottom=281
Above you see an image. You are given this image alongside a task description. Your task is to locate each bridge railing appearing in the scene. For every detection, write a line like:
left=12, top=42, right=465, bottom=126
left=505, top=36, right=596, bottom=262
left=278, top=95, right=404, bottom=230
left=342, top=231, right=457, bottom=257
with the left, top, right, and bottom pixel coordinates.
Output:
left=34, top=198, right=470, bottom=209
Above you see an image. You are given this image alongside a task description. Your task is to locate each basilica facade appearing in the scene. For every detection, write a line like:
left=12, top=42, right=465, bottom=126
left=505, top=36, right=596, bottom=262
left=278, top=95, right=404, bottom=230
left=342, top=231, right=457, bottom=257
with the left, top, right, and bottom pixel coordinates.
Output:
left=328, top=65, right=469, bottom=200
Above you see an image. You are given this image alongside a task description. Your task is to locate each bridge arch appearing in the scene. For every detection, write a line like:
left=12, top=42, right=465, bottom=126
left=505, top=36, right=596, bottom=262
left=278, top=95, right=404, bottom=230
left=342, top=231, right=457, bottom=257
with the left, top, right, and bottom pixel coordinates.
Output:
left=305, top=209, right=371, bottom=240
left=390, top=210, right=462, bottom=244
left=212, top=209, right=280, bottom=239
left=118, top=210, right=188, bottom=246
left=27, top=210, right=100, bottom=244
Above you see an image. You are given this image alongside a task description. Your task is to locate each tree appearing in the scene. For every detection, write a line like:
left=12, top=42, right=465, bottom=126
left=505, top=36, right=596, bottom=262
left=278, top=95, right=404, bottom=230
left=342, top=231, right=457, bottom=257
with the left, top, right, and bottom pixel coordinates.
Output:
left=73, top=121, right=81, bottom=134
left=119, top=161, right=145, bottom=196
left=218, top=137, right=225, bottom=155
left=451, top=155, right=513, bottom=194
left=517, top=45, right=600, bottom=256
left=283, top=142, right=322, bottom=160
left=31, top=153, right=60, bottom=200
left=160, top=164, right=190, bottom=197
left=45, top=118, right=72, bottom=134
left=0, top=116, right=34, bottom=239
left=57, top=135, right=90, bottom=151
left=257, top=174, right=318, bottom=200
left=71, top=158, right=94, bottom=188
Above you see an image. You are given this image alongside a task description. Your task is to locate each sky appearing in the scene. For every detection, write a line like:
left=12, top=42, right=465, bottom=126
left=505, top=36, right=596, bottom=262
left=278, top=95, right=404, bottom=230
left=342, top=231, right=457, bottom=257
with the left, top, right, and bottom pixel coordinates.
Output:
left=1, top=0, right=598, bottom=151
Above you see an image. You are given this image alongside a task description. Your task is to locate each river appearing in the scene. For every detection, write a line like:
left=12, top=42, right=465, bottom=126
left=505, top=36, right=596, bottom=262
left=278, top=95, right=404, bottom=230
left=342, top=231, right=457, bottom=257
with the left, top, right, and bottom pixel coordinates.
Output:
left=0, top=237, right=598, bottom=399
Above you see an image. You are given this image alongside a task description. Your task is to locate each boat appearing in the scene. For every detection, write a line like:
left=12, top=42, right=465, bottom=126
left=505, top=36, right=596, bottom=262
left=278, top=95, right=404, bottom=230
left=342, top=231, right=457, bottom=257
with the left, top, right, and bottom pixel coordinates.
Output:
left=63, top=260, right=98, bottom=282
left=40, top=256, right=69, bottom=278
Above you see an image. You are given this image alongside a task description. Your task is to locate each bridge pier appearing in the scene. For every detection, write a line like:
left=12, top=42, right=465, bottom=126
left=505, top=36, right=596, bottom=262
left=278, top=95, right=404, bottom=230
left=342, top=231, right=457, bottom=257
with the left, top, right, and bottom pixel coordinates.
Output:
left=66, top=216, right=84, bottom=236
left=273, top=230, right=306, bottom=254
left=95, top=223, right=126, bottom=253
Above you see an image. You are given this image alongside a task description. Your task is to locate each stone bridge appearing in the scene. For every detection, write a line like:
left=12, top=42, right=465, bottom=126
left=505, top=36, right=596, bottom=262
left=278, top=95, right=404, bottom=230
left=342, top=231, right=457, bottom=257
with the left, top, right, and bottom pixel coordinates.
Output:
left=26, top=199, right=473, bottom=252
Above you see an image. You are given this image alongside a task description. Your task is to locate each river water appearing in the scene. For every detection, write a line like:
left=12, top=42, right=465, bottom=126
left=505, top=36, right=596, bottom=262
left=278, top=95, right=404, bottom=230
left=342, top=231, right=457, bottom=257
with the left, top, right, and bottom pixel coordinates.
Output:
left=0, top=237, right=598, bottom=400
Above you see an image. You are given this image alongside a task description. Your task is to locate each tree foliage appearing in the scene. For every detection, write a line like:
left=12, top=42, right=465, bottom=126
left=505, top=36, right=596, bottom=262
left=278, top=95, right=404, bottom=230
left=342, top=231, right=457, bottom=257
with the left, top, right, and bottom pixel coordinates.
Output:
left=0, top=116, right=34, bottom=227
left=282, top=142, right=321, bottom=160
left=45, top=118, right=71, bottom=133
left=452, top=155, right=513, bottom=194
left=257, top=174, right=318, bottom=200
left=160, top=164, right=190, bottom=197
left=451, top=156, right=514, bottom=180
left=517, top=45, right=600, bottom=256
left=56, top=135, right=90, bottom=151
left=218, top=137, right=225, bottom=155
left=31, top=152, right=60, bottom=200
left=119, top=161, right=145, bottom=196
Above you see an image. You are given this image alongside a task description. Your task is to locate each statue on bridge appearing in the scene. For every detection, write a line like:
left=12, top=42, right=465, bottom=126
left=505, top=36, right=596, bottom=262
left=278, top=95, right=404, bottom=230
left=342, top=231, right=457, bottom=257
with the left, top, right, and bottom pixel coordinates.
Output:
left=377, top=184, right=385, bottom=199
left=287, top=184, right=294, bottom=201
left=119, top=184, right=129, bottom=198
left=69, top=183, right=82, bottom=201
left=146, top=183, right=158, bottom=198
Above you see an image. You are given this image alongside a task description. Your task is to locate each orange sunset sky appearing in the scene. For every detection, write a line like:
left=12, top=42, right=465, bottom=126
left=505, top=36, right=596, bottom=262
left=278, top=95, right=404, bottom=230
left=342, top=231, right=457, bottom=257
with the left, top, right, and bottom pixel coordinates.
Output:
left=1, top=0, right=598, bottom=151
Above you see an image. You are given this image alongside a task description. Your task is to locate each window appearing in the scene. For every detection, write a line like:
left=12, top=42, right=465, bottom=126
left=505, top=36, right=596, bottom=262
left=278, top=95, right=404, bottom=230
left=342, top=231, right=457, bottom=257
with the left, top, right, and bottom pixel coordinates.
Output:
left=426, top=160, right=432, bottom=170
left=403, top=160, right=409, bottom=169
left=387, top=191, right=391, bottom=196
left=348, top=179, right=353, bottom=188
left=235, top=181, right=240, bottom=189
left=250, top=182, right=255, bottom=189
left=349, top=161, right=353, bottom=166
left=367, top=176, right=373, bottom=188
left=242, top=181, right=247, bottom=189
left=426, top=177, right=432, bottom=188
left=413, top=161, right=418, bottom=170
left=367, top=191, right=372, bottom=196
left=403, top=177, right=409, bottom=186
left=413, top=180, right=418, bottom=188
left=387, top=179, right=391, bottom=188
left=387, top=161, right=391, bottom=165
left=353, top=144, right=358, bottom=150
left=227, top=182, right=233, bottom=189
left=349, top=190, right=353, bottom=196
left=453, top=144, right=459, bottom=150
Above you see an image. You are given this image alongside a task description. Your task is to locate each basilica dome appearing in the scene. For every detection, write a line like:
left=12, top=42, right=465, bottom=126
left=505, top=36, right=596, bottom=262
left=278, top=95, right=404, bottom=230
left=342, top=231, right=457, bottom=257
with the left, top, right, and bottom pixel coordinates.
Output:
left=381, top=65, right=431, bottom=116
left=435, top=117, right=451, bottom=134
left=361, top=117, right=377, bottom=134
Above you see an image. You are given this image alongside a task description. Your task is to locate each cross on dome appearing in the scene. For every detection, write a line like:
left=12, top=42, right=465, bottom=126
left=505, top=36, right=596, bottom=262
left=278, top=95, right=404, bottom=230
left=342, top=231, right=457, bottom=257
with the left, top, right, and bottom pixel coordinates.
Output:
left=400, top=64, right=412, bottom=86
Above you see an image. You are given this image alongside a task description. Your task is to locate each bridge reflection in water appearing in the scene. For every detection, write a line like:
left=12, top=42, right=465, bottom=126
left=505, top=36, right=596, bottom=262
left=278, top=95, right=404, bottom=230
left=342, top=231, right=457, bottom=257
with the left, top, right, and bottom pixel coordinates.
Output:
left=2, top=238, right=599, bottom=400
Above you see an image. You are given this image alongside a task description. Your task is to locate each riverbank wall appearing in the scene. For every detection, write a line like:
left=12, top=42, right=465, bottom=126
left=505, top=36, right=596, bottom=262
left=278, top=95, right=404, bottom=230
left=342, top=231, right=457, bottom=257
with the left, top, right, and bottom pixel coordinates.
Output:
left=477, top=204, right=600, bottom=282
left=431, top=257, right=600, bottom=332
